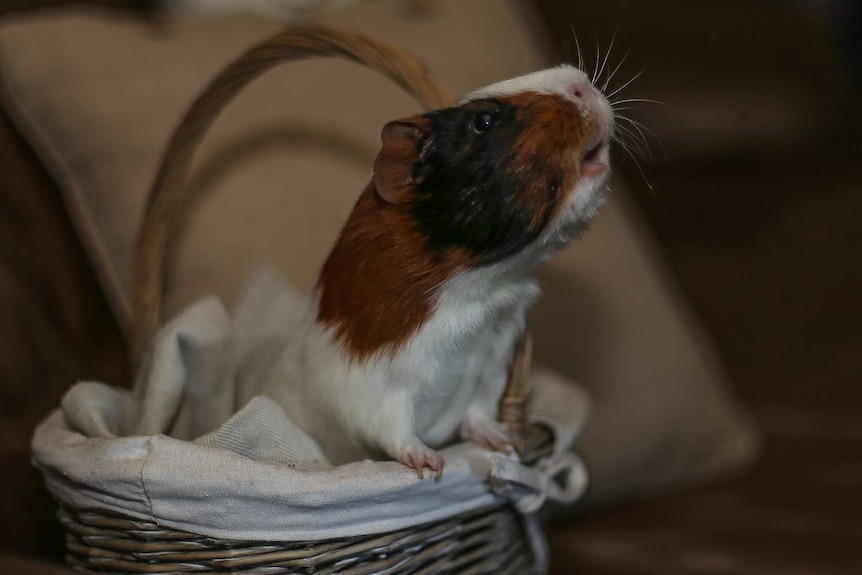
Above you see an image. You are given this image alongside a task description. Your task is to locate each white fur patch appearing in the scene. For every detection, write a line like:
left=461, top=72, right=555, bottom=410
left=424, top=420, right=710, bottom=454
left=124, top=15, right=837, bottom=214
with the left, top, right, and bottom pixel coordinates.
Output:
left=463, top=65, right=592, bottom=102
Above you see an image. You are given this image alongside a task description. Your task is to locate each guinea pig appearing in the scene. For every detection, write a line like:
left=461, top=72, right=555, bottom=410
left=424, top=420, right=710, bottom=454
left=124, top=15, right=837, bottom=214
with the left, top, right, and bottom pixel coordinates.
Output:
left=261, top=64, right=614, bottom=478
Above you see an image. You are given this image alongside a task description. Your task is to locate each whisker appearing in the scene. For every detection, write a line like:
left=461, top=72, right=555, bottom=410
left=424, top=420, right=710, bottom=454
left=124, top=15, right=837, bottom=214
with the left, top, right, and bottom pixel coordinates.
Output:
left=611, top=123, right=641, bottom=156
left=617, top=141, right=655, bottom=192
left=602, top=51, right=629, bottom=93
left=569, top=36, right=656, bottom=193
left=605, top=68, right=644, bottom=100
left=616, top=119, right=650, bottom=148
left=592, top=36, right=601, bottom=84
left=595, top=30, right=617, bottom=88
left=610, top=115, right=656, bottom=193
left=610, top=97, right=669, bottom=107
left=615, top=117, right=654, bottom=157
left=612, top=138, right=638, bottom=165
left=614, top=123, right=651, bottom=162
left=613, top=131, right=638, bottom=158
left=618, top=115, right=662, bottom=147
left=616, top=116, right=657, bottom=160
left=570, top=23, right=585, bottom=71
left=630, top=153, right=655, bottom=192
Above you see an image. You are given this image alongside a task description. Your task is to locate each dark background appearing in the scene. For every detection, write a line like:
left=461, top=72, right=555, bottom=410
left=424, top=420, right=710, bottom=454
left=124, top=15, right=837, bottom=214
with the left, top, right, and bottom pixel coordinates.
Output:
left=532, top=1, right=862, bottom=573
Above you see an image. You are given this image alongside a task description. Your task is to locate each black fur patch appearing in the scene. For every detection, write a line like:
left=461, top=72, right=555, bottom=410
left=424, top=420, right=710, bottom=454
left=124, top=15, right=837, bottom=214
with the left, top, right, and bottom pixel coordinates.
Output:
left=409, top=98, right=562, bottom=265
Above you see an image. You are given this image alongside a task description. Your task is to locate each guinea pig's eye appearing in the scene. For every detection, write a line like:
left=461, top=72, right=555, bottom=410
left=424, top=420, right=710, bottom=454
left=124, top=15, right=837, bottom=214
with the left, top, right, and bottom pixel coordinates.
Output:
left=471, top=111, right=497, bottom=134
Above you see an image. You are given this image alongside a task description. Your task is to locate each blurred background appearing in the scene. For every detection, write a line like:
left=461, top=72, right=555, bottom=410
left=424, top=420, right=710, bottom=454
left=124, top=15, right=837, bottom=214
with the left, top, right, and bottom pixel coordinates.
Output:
left=534, top=1, right=862, bottom=573
left=0, top=0, right=860, bottom=573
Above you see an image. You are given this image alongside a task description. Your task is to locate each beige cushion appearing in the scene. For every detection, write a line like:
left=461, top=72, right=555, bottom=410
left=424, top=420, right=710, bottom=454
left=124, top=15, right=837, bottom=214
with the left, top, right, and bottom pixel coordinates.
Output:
left=0, top=0, right=757, bottom=504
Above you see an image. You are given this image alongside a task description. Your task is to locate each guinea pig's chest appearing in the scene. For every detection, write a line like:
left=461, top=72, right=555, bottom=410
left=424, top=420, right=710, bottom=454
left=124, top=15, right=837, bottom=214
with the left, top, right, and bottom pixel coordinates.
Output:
left=394, top=275, right=537, bottom=443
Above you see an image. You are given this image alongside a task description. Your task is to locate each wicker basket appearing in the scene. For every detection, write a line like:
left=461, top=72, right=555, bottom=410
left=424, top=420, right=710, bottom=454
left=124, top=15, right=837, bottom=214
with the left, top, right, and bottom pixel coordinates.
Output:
left=50, top=27, right=560, bottom=574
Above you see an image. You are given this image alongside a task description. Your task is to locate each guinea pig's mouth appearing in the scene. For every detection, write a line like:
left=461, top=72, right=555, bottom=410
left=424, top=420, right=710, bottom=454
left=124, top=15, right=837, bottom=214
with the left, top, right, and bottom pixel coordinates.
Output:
left=583, top=142, right=602, bottom=163
left=581, top=140, right=609, bottom=176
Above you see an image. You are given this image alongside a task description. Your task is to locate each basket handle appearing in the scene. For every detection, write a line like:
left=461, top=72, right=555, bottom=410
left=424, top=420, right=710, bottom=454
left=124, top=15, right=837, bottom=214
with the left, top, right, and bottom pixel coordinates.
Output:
left=132, top=26, right=531, bottom=449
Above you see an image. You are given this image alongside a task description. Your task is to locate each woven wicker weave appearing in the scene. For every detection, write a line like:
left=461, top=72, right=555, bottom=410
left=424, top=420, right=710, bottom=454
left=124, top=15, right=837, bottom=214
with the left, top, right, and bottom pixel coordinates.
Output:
left=56, top=26, right=553, bottom=574
left=59, top=505, right=533, bottom=574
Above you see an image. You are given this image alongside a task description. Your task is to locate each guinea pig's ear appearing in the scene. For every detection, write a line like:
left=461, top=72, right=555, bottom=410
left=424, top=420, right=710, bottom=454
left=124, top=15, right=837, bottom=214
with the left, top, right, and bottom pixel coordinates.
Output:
left=373, top=117, right=429, bottom=204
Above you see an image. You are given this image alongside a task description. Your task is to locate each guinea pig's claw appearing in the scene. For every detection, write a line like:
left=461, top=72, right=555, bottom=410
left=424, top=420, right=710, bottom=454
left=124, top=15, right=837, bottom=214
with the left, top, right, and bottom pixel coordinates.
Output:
left=461, top=417, right=514, bottom=453
left=398, top=443, right=444, bottom=480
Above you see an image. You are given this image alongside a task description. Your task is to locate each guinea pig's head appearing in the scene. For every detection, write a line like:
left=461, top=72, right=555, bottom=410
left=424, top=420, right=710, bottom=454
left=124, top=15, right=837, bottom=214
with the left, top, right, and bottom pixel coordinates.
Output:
left=373, top=65, right=614, bottom=266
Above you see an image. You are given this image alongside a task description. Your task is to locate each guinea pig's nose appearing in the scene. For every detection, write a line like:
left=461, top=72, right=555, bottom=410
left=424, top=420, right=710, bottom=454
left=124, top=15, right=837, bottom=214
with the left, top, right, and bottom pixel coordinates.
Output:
left=567, top=79, right=597, bottom=108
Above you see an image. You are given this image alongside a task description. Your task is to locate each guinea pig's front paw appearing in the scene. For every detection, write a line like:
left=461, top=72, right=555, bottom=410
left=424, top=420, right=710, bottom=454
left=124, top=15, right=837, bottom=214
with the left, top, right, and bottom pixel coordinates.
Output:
left=397, top=440, right=444, bottom=480
left=460, top=416, right=513, bottom=453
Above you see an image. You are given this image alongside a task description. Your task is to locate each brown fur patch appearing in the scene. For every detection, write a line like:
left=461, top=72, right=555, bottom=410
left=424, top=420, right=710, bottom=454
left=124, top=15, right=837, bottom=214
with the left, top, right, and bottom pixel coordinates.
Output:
left=316, top=183, right=471, bottom=362
left=502, top=92, right=596, bottom=228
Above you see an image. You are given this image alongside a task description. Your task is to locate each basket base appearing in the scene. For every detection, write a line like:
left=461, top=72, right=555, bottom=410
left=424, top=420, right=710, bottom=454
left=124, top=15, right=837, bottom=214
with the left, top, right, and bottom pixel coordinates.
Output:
left=58, top=503, right=536, bottom=574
